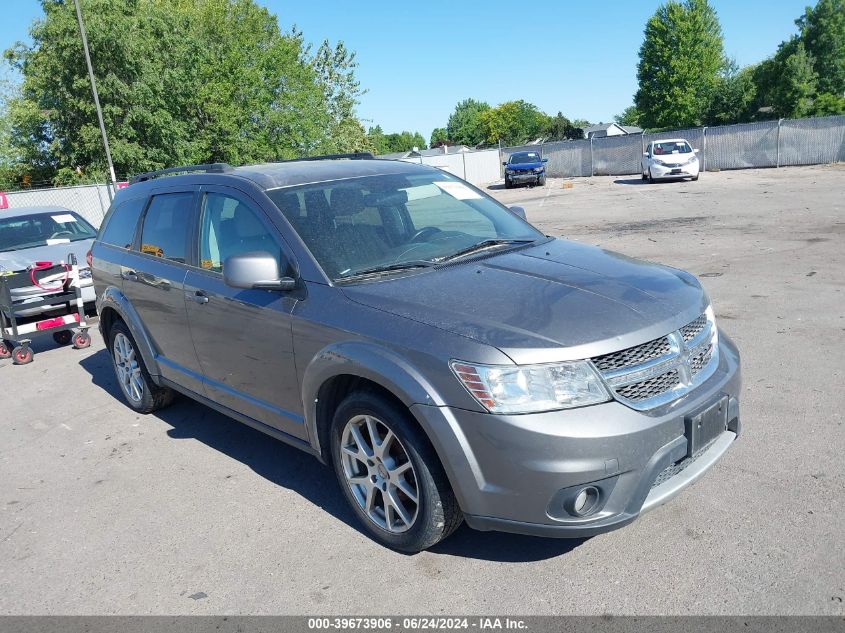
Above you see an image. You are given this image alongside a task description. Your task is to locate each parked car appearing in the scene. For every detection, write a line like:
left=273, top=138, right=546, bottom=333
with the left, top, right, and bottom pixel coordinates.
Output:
left=504, top=151, right=548, bottom=188
left=91, top=155, right=741, bottom=552
left=0, top=206, right=97, bottom=318
left=642, top=139, right=700, bottom=182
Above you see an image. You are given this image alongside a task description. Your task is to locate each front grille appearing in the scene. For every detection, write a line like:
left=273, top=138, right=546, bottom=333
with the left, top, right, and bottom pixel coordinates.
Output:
left=591, top=311, right=717, bottom=410
left=592, top=336, right=671, bottom=372
left=616, top=370, right=680, bottom=402
left=680, top=314, right=707, bottom=342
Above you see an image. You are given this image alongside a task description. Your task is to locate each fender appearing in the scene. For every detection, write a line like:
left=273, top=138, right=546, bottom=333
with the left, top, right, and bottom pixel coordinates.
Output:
left=301, top=340, right=448, bottom=457
left=97, top=286, right=162, bottom=383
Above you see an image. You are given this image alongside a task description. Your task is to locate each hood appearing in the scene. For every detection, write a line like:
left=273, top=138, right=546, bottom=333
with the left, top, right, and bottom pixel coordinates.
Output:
left=653, top=153, right=694, bottom=166
left=342, top=239, right=708, bottom=364
left=0, top=239, right=94, bottom=274
left=506, top=161, right=544, bottom=170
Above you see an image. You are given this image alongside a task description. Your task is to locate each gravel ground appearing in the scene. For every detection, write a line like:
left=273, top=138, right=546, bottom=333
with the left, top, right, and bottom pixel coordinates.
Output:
left=1, top=164, right=843, bottom=615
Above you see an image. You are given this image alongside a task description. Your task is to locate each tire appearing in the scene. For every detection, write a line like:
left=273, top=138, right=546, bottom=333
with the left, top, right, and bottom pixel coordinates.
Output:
left=537, top=175, right=546, bottom=186
left=72, top=331, right=91, bottom=349
left=692, top=174, right=699, bottom=181
left=330, top=391, right=462, bottom=552
left=648, top=169, right=655, bottom=184
left=0, top=341, right=11, bottom=360
left=504, top=177, right=512, bottom=189
left=12, top=346, right=33, bottom=365
left=641, top=171, right=648, bottom=181
left=53, top=330, right=73, bottom=346
left=108, top=320, right=174, bottom=413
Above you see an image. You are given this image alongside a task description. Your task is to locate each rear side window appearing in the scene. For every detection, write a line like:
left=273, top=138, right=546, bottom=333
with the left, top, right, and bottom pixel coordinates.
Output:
left=100, top=197, right=146, bottom=249
left=139, top=192, right=194, bottom=263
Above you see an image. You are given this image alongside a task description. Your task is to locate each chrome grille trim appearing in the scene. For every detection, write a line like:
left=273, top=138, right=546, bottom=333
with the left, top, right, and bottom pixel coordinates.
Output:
left=590, top=310, right=719, bottom=411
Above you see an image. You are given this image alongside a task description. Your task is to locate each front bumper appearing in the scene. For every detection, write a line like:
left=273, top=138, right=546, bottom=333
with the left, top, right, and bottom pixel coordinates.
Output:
left=651, top=161, right=700, bottom=179
left=411, top=331, right=741, bottom=538
left=506, top=171, right=543, bottom=183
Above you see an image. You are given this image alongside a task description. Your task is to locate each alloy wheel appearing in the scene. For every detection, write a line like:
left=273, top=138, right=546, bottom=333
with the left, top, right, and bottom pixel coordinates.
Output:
left=113, top=332, right=144, bottom=403
left=340, top=414, right=419, bottom=533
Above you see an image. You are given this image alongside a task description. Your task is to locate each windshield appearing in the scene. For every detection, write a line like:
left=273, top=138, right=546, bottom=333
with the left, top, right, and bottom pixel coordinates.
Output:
left=0, top=211, right=97, bottom=253
left=652, top=141, right=692, bottom=155
left=266, top=171, right=543, bottom=281
left=509, top=153, right=541, bottom=164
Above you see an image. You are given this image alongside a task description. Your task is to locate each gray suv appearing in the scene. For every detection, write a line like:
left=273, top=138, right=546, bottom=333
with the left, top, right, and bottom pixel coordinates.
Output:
left=91, top=155, right=741, bottom=552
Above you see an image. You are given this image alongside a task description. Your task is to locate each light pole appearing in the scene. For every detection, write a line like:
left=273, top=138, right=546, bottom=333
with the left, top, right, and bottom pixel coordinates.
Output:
left=73, top=0, right=117, bottom=200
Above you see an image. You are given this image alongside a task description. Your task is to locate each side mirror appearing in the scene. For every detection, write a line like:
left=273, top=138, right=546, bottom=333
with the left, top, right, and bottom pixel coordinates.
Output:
left=542, top=158, right=549, bottom=163
left=694, top=148, right=700, bottom=154
left=502, top=162, right=508, bottom=166
left=223, top=251, right=296, bottom=291
left=509, top=205, right=527, bottom=220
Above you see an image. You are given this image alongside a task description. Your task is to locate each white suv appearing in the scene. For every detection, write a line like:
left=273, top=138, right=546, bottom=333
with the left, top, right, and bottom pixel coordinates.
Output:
left=642, top=139, right=700, bottom=182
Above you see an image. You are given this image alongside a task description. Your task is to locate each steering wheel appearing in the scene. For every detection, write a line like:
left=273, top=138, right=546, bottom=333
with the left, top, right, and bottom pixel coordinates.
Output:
left=410, top=226, right=443, bottom=243
left=49, top=231, right=74, bottom=240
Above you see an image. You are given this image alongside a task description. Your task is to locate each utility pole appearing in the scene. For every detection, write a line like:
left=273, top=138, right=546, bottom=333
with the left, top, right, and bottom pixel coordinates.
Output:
left=73, top=0, right=117, bottom=200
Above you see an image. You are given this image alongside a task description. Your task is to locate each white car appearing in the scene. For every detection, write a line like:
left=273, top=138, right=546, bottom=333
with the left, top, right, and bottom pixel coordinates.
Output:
left=641, top=138, right=700, bottom=182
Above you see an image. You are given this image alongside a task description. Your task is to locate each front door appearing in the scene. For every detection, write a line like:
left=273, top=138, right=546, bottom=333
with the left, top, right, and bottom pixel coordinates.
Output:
left=183, top=187, right=305, bottom=440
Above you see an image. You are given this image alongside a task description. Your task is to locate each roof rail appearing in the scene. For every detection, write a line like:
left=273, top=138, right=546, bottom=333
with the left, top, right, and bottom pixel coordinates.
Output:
left=279, top=152, right=375, bottom=163
left=129, top=163, right=233, bottom=185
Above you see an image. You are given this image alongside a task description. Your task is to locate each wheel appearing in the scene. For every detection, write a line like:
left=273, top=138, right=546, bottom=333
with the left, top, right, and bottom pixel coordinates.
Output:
left=537, top=175, right=546, bottom=186
left=648, top=169, right=655, bottom=184
left=641, top=171, right=648, bottom=181
left=72, top=331, right=91, bottom=349
left=330, top=391, right=462, bottom=552
left=108, top=320, right=174, bottom=413
left=504, top=177, right=512, bottom=189
left=692, top=174, right=699, bottom=181
left=0, top=341, right=12, bottom=360
left=53, top=330, right=73, bottom=346
left=12, top=346, right=33, bottom=365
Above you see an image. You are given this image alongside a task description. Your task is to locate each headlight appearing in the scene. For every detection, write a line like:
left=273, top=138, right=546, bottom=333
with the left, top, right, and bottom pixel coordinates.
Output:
left=451, top=360, right=611, bottom=414
left=684, top=155, right=698, bottom=165
left=532, top=167, right=543, bottom=173
left=653, top=159, right=669, bottom=167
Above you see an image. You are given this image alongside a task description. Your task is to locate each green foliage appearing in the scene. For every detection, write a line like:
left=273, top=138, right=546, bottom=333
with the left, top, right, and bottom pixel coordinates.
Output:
left=3, top=0, right=369, bottom=185
left=754, top=39, right=818, bottom=119
left=479, top=100, right=547, bottom=145
left=614, top=106, right=641, bottom=127
left=543, top=112, right=584, bottom=141
left=807, top=92, right=845, bottom=115
left=703, top=62, right=757, bottom=125
left=634, top=0, right=726, bottom=129
left=445, top=98, right=490, bottom=146
left=367, top=126, right=426, bottom=154
left=429, top=127, right=449, bottom=147
left=797, top=0, right=845, bottom=96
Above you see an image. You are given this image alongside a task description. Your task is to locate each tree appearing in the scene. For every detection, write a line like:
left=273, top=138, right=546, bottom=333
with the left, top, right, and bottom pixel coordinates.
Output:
left=3, top=0, right=369, bottom=185
left=445, top=98, right=490, bottom=146
left=754, top=39, right=819, bottom=118
left=807, top=92, right=845, bottom=116
left=429, top=127, right=449, bottom=148
left=703, top=62, right=757, bottom=125
left=543, top=112, right=583, bottom=141
left=797, top=0, right=845, bottom=96
left=634, top=0, right=726, bottom=129
left=479, top=100, right=546, bottom=145
left=614, top=106, right=641, bottom=127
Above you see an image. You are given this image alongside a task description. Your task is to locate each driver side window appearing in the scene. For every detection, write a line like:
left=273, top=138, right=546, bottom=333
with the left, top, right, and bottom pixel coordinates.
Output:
left=198, top=192, right=282, bottom=273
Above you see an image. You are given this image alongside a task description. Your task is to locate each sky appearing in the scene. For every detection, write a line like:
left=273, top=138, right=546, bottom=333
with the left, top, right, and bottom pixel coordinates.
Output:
left=2, top=0, right=811, bottom=141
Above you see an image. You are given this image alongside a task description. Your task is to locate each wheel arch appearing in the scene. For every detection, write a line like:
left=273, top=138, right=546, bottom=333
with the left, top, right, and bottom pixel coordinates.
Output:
left=97, top=287, right=161, bottom=380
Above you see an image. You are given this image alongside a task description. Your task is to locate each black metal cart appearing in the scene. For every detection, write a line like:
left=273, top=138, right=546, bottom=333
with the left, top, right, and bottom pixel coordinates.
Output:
left=0, top=253, right=93, bottom=365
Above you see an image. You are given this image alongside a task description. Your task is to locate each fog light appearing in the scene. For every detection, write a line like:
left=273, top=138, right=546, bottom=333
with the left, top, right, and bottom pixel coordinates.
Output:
left=573, top=486, right=599, bottom=516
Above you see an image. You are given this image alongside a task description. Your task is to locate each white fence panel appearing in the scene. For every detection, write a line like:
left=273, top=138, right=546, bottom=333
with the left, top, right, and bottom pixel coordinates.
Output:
left=4, top=184, right=111, bottom=227
left=779, top=115, right=845, bottom=166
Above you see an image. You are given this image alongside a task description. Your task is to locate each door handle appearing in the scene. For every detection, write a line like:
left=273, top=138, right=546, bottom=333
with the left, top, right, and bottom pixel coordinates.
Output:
left=188, top=290, right=209, bottom=304
left=121, top=270, right=137, bottom=281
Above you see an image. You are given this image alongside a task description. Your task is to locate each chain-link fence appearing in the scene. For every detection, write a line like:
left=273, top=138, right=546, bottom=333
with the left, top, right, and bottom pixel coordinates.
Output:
left=501, top=114, right=845, bottom=179
left=1, top=183, right=114, bottom=228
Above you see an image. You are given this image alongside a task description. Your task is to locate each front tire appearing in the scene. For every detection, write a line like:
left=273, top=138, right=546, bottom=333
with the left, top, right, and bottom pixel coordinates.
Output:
left=108, top=320, right=174, bottom=413
left=648, top=168, right=655, bottom=183
left=537, top=175, right=546, bottom=186
left=330, top=391, right=462, bottom=552
left=504, top=177, right=512, bottom=189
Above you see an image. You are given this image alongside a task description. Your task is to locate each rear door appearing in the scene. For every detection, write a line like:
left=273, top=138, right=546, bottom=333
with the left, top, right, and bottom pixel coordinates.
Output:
left=183, top=186, right=305, bottom=440
left=121, top=188, right=204, bottom=393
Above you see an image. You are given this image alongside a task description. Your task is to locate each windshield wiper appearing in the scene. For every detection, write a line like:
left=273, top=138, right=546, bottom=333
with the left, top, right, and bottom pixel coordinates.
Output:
left=338, top=260, right=435, bottom=280
left=437, top=238, right=537, bottom=263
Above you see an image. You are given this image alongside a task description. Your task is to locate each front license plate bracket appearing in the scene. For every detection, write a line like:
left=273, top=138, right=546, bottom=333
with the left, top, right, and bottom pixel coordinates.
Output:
left=684, top=395, right=728, bottom=457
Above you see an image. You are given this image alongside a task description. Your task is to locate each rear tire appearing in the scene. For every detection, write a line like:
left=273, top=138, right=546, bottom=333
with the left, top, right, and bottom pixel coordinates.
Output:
left=330, top=391, right=462, bottom=552
left=108, top=320, right=174, bottom=413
